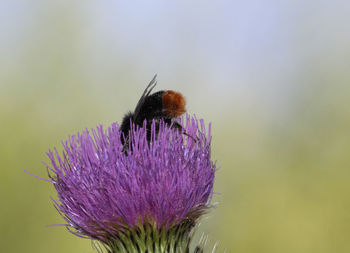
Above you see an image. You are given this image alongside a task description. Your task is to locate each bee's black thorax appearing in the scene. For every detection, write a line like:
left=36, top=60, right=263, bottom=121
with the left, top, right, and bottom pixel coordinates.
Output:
left=136, top=91, right=165, bottom=125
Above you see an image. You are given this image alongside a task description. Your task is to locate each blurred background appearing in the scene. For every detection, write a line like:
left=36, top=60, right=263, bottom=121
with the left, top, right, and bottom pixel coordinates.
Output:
left=1, top=1, right=350, bottom=252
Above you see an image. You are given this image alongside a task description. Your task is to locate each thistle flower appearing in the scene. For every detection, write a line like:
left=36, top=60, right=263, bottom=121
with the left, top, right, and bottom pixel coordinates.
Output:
left=45, top=115, right=216, bottom=253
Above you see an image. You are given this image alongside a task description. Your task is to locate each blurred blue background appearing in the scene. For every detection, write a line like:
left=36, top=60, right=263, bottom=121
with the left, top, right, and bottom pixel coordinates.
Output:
left=1, top=1, right=350, bottom=252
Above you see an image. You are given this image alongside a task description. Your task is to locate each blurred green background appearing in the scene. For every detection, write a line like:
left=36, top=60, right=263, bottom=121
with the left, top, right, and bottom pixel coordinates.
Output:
left=1, top=1, right=350, bottom=252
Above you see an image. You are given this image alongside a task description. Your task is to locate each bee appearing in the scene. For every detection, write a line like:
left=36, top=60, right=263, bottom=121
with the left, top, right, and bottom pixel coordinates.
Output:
left=120, top=75, right=187, bottom=148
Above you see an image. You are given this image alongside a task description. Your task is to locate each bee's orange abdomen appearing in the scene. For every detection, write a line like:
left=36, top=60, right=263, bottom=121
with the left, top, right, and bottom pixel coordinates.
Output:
left=162, top=90, right=186, bottom=117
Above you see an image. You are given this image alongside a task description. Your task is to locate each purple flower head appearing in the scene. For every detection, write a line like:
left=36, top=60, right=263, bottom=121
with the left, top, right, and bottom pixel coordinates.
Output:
left=45, top=115, right=216, bottom=247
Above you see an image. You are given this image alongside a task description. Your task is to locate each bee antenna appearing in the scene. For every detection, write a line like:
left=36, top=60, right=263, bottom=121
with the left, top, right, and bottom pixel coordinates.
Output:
left=133, top=74, right=157, bottom=120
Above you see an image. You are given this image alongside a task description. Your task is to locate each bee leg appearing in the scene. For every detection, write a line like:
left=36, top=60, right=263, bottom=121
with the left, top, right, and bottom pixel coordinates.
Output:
left=171, top=121, right=198, bottom=142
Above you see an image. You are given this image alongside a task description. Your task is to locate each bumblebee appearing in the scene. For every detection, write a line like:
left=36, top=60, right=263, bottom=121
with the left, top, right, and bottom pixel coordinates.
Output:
left=120, top=75, right=187, bottom=146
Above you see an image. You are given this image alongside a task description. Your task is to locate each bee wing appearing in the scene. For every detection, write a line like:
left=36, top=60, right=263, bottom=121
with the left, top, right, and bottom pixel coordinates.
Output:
left=133, top=74, right=158, bottom=120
